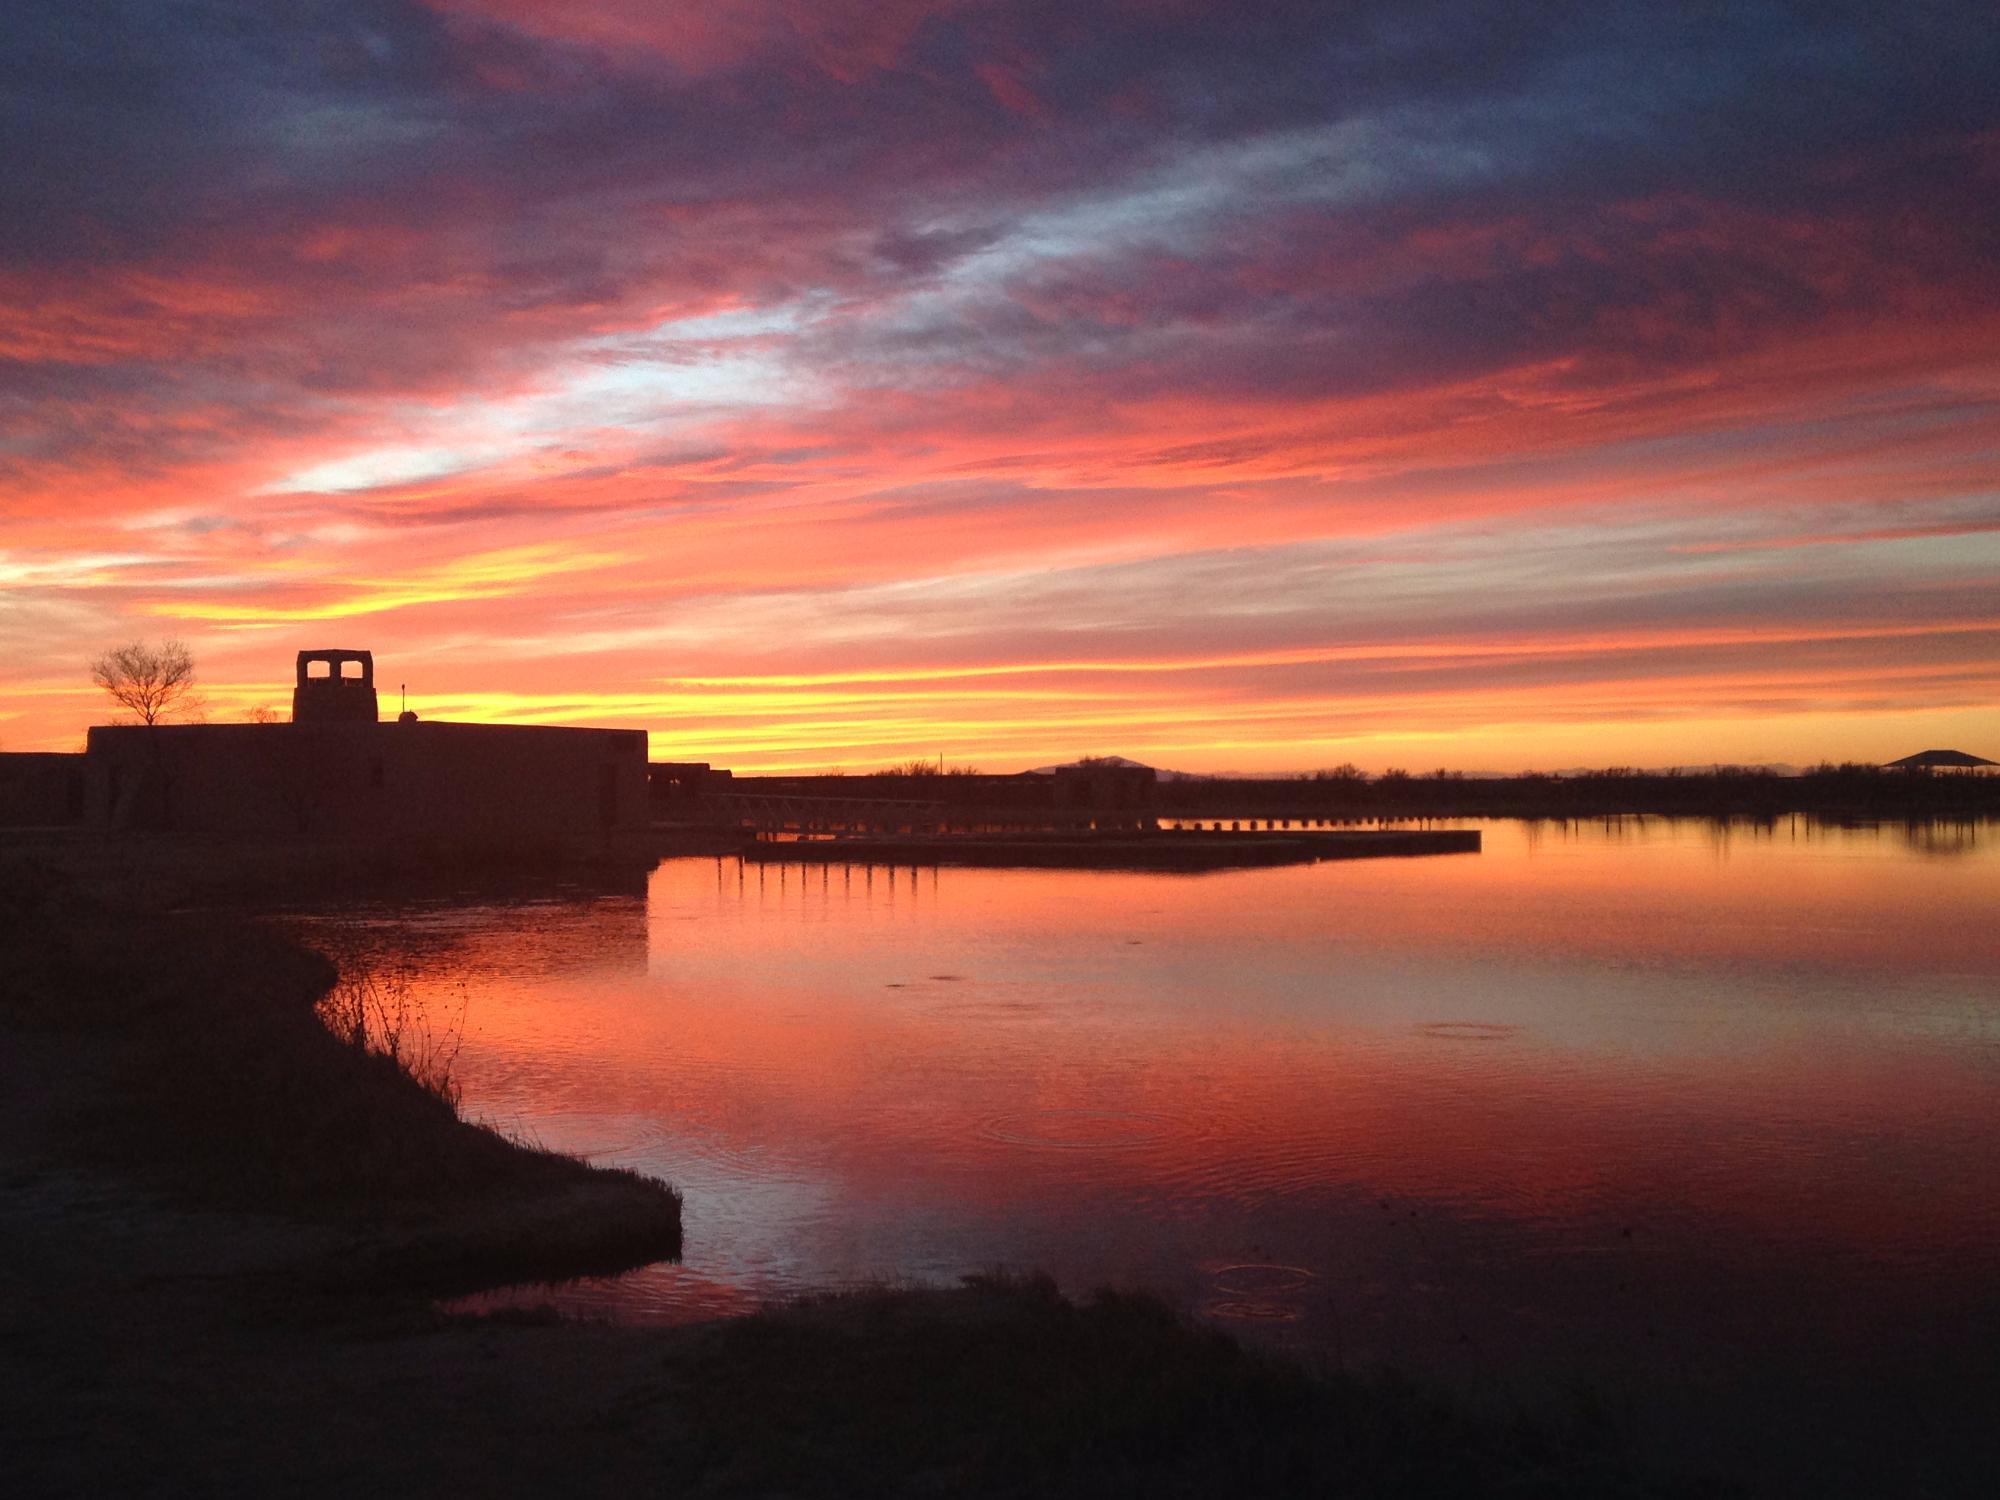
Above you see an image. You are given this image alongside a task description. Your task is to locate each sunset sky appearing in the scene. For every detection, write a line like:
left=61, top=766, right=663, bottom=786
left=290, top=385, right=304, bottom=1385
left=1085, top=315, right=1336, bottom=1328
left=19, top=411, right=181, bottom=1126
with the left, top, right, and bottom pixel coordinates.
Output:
left=4, top=1, right=1997, bottom=771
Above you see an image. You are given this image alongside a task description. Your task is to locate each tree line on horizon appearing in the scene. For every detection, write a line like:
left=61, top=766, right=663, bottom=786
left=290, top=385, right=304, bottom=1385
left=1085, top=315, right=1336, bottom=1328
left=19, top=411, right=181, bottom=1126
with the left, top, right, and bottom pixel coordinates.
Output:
left=1153, top=762, right=2000, bottom=819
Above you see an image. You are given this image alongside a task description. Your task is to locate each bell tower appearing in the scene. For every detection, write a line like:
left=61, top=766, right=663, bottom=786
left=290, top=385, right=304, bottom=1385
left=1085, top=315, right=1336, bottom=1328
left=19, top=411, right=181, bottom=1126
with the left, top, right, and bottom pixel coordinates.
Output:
left=292, top=649, right=379, bottom=724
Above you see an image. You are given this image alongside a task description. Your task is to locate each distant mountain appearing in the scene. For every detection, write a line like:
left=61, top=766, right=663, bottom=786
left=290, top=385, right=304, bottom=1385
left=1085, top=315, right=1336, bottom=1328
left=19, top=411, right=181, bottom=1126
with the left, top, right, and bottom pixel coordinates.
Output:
left=1029, top=755, right=1202, bottom=781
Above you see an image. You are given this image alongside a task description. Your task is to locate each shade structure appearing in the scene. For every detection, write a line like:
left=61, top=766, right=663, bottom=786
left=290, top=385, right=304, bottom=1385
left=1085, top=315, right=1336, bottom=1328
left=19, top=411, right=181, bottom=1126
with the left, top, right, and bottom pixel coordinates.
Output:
left=1882, top=749, right=1998, bottom=769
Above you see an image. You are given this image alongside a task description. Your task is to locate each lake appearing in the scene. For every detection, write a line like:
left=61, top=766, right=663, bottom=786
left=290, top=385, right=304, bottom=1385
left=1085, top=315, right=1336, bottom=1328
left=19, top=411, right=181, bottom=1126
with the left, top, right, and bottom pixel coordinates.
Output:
left=300, top=816, right=2000, bottom=1490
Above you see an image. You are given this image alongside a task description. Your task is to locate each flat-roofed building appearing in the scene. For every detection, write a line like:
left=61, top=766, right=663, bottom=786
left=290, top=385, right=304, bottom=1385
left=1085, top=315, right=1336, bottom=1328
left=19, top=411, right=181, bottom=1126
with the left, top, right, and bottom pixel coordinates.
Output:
left=82, top=651, right=650, bottom=855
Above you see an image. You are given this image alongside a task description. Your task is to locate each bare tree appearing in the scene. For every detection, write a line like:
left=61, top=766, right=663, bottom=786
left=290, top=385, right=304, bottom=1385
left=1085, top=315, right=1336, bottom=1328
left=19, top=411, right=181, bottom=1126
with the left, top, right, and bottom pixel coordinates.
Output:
left=89, top=639, right=198, bottom=726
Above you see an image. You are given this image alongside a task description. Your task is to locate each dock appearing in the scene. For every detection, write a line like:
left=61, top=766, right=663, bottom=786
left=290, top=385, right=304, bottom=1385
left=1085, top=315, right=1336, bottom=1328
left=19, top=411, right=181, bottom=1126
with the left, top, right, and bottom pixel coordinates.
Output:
left=646, top=770, right=1481, bottom=870
left=732, top=828, right=1479, bottom=871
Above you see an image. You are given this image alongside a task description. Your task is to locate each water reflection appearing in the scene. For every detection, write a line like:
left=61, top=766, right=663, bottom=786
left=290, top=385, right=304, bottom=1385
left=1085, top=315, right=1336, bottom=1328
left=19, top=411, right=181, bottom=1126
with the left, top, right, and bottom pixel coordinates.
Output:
left=1891, top=817, right=1988, bottom=857
left=298, top=817, right=2000, bottom=1491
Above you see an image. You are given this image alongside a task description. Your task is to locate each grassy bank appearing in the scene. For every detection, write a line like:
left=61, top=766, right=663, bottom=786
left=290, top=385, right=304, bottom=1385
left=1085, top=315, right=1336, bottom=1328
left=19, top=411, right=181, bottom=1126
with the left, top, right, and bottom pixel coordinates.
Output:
left=653, top=1273, right=1711, bottom=1498
left=0, top=862, right=681, bottom=1292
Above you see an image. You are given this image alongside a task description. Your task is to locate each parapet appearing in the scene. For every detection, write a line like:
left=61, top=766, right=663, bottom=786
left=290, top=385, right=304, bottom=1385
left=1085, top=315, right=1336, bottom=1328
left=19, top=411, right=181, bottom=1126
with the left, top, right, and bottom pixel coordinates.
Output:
left=292, top=648, right=379, bottom=724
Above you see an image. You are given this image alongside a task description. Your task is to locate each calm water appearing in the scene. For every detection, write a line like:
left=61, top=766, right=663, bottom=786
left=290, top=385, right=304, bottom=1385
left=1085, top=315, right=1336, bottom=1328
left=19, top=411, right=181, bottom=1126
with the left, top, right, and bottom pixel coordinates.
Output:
left=301, top=817, right=2000, bottom=1488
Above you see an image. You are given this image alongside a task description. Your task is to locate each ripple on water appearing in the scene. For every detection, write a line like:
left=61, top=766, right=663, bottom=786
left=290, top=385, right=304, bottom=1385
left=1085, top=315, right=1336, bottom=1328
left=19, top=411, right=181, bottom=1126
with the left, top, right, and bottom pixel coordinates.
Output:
left=1204, top=1299, right=1306, bottom=1323
left=905, top=972, right=1051, bottom=1021
left=1206, top=1262, right=1319, bottom=1296
left=1415, top=1021, right=1523, bottom=1041
left=677, top=1133, right=825, bottom=1184
left=977, top=1108, right=1171, bottom=1151
left=936, top=1010, right=1055, bottom=1032
left=1202, top=1262, right=1317, bottom=1322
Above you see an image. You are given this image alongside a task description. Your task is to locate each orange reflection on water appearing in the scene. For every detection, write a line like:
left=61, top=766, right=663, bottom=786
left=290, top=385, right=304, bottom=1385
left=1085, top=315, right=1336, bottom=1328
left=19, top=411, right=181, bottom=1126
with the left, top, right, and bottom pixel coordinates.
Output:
left=363, top=817, right=2000, bottom=1489
left=323, top=818, right=2000, bottom=1317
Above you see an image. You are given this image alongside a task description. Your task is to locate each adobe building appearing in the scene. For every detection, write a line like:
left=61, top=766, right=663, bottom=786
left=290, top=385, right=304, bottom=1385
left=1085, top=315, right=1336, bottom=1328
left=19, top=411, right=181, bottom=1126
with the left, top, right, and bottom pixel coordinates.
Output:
left=77, top=650, right=650, bottom=855
left=0, top=752, right=87, bottom=828
left=710, top=760, right=1160, bottom=833
left=1050, top=760, right=1157, bottom=830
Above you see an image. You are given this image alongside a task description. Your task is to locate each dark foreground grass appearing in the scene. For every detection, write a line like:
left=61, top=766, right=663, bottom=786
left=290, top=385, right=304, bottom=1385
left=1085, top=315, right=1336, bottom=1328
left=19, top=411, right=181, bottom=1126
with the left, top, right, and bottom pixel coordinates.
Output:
left=0, top=861, right=681, bottom=1291
left=654, top=1273, right=1719, bottom=1499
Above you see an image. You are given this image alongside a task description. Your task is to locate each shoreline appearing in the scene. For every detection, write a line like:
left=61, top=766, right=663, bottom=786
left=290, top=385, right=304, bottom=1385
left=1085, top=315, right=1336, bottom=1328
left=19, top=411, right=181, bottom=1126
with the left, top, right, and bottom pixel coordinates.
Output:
left=0, top=866, right=1711, bottom=1496
left=0, top=876, right=685, bottom=1295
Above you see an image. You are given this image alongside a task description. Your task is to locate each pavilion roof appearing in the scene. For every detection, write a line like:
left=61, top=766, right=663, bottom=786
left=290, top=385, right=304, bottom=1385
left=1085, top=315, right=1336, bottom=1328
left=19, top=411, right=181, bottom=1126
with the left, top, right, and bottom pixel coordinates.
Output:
left=1882, top=749, right=1998, bottom=769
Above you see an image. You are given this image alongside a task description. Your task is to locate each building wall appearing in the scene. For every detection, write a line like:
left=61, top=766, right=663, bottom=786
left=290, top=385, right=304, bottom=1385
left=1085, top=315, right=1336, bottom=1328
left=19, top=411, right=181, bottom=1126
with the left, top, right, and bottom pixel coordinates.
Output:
left=0, top=752, right=87, bottom=827
left=84, top=721, right=650, bottom=851
left=1051, top=763, right=1157, bottom=813
left=733, top=771, right=1055, bottom=812
left=648, top=761, right=734, bottom=817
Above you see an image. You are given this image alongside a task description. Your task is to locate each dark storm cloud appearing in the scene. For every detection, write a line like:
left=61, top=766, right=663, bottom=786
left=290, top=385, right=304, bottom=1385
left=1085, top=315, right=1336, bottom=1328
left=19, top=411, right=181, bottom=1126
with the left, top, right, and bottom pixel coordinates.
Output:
left=4, top=0, right=1997, bottom=500
left=0, top=0, right=469, bottom=263
left=8, top=3, right=1986, bottom=259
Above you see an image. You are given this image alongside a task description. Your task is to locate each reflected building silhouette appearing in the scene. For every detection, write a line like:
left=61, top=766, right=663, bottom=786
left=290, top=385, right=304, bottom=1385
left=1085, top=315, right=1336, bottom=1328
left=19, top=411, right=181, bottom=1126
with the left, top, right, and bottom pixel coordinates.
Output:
left=309, top=892, right=652, bottom=994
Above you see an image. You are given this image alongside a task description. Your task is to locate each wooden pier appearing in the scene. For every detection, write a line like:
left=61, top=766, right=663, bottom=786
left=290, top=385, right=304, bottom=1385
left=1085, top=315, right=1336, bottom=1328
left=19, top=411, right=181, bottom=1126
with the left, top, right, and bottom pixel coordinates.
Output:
left=732, top=827, right=1480, bottom=871
left=647, top=781, right=1481, bottom=869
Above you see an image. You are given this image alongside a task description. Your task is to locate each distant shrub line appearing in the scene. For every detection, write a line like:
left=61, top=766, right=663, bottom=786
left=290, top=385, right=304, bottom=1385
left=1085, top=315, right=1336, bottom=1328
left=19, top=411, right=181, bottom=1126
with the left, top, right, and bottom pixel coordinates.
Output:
left=1158, top=763, right=2000, bottom=819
